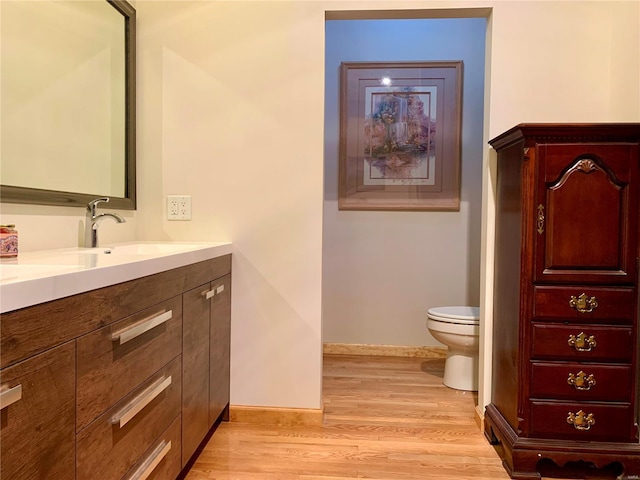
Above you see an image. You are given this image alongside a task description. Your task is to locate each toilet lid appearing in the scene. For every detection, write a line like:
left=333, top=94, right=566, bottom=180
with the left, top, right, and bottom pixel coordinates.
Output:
left=427, top=306, right=480, bottom=325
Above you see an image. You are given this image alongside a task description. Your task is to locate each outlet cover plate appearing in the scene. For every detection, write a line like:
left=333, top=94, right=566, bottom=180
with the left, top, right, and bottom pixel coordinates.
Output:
left=167, top=195, right=192, bottom=220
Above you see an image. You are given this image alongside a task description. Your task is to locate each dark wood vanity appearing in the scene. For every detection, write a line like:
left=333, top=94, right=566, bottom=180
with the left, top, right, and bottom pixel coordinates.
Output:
left=0, top=255, right=231, bottom=480
left=486, top=124, right=640, bottom=479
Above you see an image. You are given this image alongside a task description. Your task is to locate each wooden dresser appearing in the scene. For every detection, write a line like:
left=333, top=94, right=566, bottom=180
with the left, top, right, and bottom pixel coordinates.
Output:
left=485, top=124, right=640, bottom=479
left=1, top=255, right=231, bottom=480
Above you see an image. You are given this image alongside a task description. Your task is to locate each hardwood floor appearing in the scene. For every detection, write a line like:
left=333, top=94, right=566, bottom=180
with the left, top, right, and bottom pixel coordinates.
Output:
left=184, top=354, right=512, bottom=479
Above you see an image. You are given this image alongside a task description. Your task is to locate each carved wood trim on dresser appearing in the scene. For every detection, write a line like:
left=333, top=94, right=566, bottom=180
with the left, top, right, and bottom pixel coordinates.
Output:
left=0, top=254, right=232, bottom=480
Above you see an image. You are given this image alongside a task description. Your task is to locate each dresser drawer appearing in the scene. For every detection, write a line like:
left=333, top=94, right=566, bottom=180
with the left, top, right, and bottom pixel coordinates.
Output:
left=76, top=356, right=181, bottom=480
left=122, top=415, right=182, bottom=480
left=530, top=362, right=632, bottom=402
left=76, top=296, right=182, bottom=430
left=533, top=286, right=635, bottom=323
left=530, top=401, right=635, bottom=442
left=531, top=323, right=633, bottom=362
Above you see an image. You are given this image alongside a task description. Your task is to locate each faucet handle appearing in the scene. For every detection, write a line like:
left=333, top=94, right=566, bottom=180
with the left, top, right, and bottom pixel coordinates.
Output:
left=87, top=197, right=110, bottom=214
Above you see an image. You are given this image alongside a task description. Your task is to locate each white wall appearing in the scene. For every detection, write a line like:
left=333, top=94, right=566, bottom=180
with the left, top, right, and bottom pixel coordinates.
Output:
left=323, top=17, right=486, bottom=347
left=135, top=1, right=325, bottom=409
left=1, top=0, right=638, bottom=412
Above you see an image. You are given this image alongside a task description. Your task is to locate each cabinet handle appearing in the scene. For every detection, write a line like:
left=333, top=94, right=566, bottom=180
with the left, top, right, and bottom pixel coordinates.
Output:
left=111, top=310, right=173, bottom=345
left=125, top=440, right=171, bottom=480
left=203, top=284, right=224, bottom=299
left=567, top=410, right=595, bottom=431
left=567, top=370, right=596, bottom=391
left=111, top=376, right=172, bottom=428
left=0, top=384, right=22, bottom=410
left=569, top=293, right=598, bottom=313
left=567, top=332, right=597, bottom=352
left=537, top=204, right=545, bottom=234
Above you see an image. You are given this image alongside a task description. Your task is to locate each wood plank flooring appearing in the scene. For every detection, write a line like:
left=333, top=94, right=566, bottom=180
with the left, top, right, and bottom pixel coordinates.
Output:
left=184, top=354, right=512, bottom=479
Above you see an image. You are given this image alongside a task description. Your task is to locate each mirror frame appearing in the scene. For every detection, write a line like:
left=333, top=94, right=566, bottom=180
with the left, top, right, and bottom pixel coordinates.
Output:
left=0, top=0, right=136, bottom=210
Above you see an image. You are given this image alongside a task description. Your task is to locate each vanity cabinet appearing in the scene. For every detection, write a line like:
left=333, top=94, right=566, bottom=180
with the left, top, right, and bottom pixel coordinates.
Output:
left=0, top=254, right=231, bottom=480
left=485, top=124, right=640, bottom=479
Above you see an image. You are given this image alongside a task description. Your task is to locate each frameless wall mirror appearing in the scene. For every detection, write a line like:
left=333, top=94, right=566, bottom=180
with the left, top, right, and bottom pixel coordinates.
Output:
left=0, top=0, right=136, bottom=209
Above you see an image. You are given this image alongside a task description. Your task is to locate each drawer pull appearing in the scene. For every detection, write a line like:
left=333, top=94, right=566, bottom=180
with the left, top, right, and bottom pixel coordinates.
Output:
left=111, top=310, right=173, bottom=345
left=0, top=384, right=22, bottom=410
left=567, top=410, right=595, bottom=431
left=111, top=376, right=172, bottom=428
left=567, top=370, right=596, bottom=391
left=216, top=284, right=225, bottom=294
left=568, top=332, right=597, bottom=352
left=125, top=440, right=171, bottom=480
left=569, top=293, right=598, bottom=313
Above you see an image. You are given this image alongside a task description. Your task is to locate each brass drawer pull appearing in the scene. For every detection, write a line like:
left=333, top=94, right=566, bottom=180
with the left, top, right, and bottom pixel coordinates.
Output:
left=111, top=310, right=173, bottom=345
left=125, top=440, right=171, bottom=480
left=0, top=384, right=22, bottom=410
left=111, top=375, right=172, bottom=428
left=567, top=410, right=595, bottom=431
left=567, top=371, right=596, bottom=391
left=569, top=293, right=598, bottom=313
left=568, top=332, right=597, bottom=352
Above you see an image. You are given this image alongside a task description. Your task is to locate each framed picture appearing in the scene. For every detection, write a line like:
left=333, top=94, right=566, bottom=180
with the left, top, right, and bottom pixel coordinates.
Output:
left=338, top=61, right=463, bottom=211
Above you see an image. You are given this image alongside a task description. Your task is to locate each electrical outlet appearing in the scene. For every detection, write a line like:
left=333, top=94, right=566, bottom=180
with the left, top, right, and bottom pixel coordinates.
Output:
left=167, top=195, right=192, bottom=220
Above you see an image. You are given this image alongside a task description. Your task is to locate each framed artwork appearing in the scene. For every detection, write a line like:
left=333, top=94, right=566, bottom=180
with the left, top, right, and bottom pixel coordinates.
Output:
left=338, top=61, right=463, bottom=211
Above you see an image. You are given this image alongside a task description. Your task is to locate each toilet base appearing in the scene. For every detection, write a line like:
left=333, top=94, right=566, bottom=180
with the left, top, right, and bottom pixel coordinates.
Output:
left=443, top=350, right=478, bottom=391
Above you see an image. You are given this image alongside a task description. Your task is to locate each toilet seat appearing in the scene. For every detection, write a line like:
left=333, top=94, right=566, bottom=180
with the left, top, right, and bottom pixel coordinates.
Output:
left=427, top=306, right=480, bottom=325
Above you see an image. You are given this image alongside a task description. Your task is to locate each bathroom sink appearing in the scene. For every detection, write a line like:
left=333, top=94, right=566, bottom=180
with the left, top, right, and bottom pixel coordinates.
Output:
left=68, top=242, right=215, bottom=256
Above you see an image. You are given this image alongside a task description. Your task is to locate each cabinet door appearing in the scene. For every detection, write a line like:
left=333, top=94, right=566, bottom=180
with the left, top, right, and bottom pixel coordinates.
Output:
left=209, top=274, right=231, bottom=424
left=534, top=143, right=639, bottom=283
left=182, top=284, right=210, bottom=466
left=1, top=342, right=75, bottom=480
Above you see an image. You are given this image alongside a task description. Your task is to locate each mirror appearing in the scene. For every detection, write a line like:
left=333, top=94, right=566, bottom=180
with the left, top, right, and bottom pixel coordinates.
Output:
left=0, top=0, right=136, bottom=209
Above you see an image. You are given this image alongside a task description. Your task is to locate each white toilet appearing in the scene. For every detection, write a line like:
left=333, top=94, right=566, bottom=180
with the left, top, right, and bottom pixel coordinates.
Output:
left=426, top=306, right=480, bottom=391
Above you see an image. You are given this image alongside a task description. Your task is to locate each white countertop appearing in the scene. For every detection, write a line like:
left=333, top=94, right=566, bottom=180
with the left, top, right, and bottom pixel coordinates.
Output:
left=0, top=241, right=232, bottom=314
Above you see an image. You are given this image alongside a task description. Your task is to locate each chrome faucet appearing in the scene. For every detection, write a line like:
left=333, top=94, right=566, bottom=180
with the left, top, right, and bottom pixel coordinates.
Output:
left=85, top=197, right=125, bottom=248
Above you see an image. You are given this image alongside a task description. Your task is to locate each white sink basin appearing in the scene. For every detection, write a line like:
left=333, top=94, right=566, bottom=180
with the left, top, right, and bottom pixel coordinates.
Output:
left=68, top=242, right=213, bottom=256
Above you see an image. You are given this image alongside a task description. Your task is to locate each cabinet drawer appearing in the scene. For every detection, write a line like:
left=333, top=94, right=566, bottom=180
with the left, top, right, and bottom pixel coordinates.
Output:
left=122, top=414, right=182, bottom=480
left=530, top=401, right=635, bottom=442
left=533, top=286, right=635, bottom=323
left=0, top=342, right=75, bottom=480
left=531, top=323, right=633, bottom=362
left=530, top=362, right=632, bottom=402
left=76, top=296, right=182, bottom=430
left=76, top=356, right=181, bottom=480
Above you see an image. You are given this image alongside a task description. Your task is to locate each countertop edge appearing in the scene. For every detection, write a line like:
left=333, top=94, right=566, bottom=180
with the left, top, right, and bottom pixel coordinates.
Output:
left=0, top=243, right=232, bottom=314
